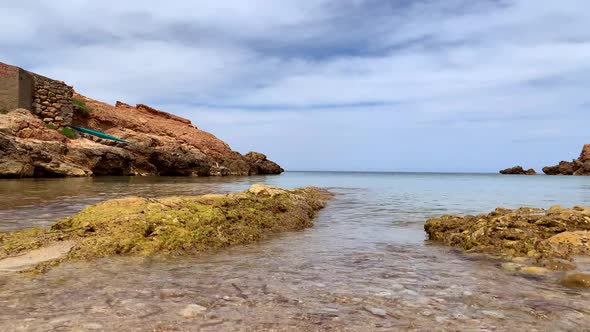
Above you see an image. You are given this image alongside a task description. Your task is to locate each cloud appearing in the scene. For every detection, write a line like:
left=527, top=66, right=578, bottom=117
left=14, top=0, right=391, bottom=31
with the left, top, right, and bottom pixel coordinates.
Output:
left=2, top=0, right=589, bottom=171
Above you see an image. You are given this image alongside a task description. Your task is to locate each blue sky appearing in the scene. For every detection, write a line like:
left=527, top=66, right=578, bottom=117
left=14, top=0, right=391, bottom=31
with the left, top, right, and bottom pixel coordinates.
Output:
left=2, top=0, right=590, bottom=172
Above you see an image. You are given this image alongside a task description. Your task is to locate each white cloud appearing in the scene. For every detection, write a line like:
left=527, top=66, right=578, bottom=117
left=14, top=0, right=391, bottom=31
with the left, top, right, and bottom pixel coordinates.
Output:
left=2, top=0, right=589, bottom=171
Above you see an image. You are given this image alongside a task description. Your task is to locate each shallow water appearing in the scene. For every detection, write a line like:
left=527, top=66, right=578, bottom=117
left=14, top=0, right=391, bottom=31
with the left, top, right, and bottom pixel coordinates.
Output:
left=1, top=172, right=590, bottom=331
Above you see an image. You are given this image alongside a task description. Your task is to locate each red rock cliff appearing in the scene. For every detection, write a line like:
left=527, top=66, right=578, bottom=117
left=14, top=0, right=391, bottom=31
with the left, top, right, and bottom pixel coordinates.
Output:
left=0, top=93, right=283, bottom=178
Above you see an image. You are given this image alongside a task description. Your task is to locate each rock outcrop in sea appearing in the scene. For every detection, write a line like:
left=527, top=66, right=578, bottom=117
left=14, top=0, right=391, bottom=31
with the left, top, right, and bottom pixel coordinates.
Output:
left=499, top=166, right=537, bottom=175
left=0, top=185, right=332, bottom=272
left=542, top=144, right=590, bottom=176
left=0, top=95, right=283, bottom=178
left=424, top=206, right=590, bottom=288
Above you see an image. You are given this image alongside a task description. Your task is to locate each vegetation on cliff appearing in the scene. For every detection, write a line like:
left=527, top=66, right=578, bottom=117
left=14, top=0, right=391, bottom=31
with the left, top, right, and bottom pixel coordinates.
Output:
left=72, top=98, right=92, bottom=116
left=0, top=185, right=332, bottom=272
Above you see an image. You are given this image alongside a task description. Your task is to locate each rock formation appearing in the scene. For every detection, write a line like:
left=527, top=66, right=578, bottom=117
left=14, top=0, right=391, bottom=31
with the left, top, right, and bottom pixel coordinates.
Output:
left=499, top=166, right=537, bottom=175
left=0, top=185, right=331, bottom=272
left=543, top=144, right=590, bottom=175
left=425, top=205, right=590, bottom=260
left=425, top=205, right=590, bottom=288
left=0, top=94, right=284, bottom=178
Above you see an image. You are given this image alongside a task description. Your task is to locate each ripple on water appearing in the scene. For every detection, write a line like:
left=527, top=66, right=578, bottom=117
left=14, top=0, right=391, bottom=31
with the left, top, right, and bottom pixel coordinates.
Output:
left=1, top=173, right=590, bottom=330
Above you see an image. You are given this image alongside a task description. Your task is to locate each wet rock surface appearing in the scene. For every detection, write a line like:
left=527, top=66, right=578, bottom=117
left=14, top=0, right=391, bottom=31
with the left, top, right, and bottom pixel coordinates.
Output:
left=0, top=185, right=331, bottom=272
left=0, top=98, right=283, bottom=178
left=425, top=205, right=590, bottom=289
left=543, top=144, right=590, bottom=175
left=499, top=166, right=537, bottom=175
left=425, top=205, right=590, bottom=260
left=560, top=273, right=590, bottom=288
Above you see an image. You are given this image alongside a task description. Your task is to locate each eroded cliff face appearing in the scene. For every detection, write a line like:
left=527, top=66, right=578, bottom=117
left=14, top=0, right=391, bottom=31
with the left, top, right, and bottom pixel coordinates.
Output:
left=543, top=145, right=590, bottom=176
left=0, top=95, right=283, bottom=178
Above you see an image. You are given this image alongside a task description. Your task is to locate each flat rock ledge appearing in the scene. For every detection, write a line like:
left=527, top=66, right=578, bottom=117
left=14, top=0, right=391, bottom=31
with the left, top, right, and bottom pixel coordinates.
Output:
left=425, top=205, right=590, bottom=288
left=0, top=185, right=331, bottom=273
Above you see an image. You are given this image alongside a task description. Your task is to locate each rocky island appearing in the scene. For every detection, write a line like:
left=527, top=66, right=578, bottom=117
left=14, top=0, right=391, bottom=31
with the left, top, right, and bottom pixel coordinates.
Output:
left=0, top=185, right=331, bottom=273
left=425, top=206, right=590, bottom=288
left=0, top=62, right=283, bottom=178
left=499, top=144, right=590, bottom=176
left=499, top=166, right=537, bottom=175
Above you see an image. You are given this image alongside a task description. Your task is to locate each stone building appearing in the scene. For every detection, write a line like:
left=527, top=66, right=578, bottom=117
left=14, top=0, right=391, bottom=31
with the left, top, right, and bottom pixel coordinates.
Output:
left=0, top=62, right=74, bottom=128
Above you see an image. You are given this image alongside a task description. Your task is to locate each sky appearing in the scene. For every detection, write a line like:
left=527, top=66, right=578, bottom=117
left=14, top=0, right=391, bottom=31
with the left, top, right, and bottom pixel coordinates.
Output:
left=2, top=0, right=590, bottom=172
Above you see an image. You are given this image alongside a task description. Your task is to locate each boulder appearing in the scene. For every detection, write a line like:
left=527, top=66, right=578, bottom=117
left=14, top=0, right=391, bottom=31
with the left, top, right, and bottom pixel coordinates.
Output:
left=244, top=151, right=284, bottom=175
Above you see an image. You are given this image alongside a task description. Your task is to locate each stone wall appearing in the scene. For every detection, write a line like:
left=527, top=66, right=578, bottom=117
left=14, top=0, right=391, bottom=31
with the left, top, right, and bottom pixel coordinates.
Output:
left=30, top=73, right=74, bottom=128
left=0, top=63, right=33, bottom=114
left=0, top=61, right=73, bottom=128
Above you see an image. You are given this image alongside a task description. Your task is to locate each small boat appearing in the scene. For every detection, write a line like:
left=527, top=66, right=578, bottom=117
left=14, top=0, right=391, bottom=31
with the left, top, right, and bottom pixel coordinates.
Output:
left=70, top=126, right=130, bottom=143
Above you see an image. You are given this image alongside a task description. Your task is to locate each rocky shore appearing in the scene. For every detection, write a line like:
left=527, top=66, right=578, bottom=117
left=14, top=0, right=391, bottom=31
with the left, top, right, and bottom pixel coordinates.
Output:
left=0, top=94, right=283, bottom=178
left=425, top=206, right=590, bottom=288
left=0, top=185, right=331, bottom=272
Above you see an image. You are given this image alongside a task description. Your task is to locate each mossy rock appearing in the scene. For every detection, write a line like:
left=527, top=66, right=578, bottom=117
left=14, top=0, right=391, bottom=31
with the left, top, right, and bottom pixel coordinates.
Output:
left=0, top=185, right=332, bottom=272
left=424, top=205, right=590, bottom=260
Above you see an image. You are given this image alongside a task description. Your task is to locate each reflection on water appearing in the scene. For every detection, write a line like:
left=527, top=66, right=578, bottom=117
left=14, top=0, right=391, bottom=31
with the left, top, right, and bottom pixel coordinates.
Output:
left=1, top=172, right=590, bottom=331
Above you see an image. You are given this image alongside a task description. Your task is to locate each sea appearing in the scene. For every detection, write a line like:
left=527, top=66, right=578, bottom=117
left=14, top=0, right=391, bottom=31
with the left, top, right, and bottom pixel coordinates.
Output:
left=1, top=172, right=589, bottom=331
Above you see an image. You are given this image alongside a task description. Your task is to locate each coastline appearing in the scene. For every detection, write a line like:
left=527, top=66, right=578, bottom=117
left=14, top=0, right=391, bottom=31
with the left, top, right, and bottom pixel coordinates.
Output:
left=0, top=75, right=284, bottom=178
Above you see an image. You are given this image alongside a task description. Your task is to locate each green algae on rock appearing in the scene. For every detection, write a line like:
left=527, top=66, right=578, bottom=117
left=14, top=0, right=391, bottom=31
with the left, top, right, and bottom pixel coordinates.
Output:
left=424, top=205, right=590, bottom=261
left=0, top=185, right=332, bottom=271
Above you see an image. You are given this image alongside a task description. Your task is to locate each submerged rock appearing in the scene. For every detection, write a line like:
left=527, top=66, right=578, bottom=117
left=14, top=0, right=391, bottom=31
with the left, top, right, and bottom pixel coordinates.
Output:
left=539, top=259, right=577, bottom=271
left=499, top=166, right=537, bottom=175
left=0, top=185, right=331, bottom=272
left=560, top=273, right=590, bottom=288
left=424, top=205, right=590, bottom=260
left=501, top=262, right=521, bottom=272
left=0, top=241, right=74, bottom=272
left=519, top=266, right=550, bottom=275
left=365, top=307, right=387, bottom=318
left=179, top=304, right=208, bottom=318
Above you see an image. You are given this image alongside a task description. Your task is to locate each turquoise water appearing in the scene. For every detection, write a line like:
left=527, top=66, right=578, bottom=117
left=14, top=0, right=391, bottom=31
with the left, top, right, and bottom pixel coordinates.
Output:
left=1, top=172, right=590, bottom=331
left=2, top=172, right=590, bottom=231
